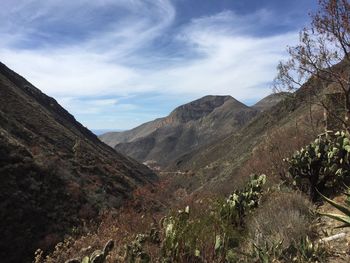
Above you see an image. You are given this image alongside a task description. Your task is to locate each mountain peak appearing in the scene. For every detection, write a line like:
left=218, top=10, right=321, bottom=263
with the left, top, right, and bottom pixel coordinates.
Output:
left=169, top=95, right=245, bottom=123
left=253, top=92, right=289, bottom=112
left=100, top=94, right=258, bottom=167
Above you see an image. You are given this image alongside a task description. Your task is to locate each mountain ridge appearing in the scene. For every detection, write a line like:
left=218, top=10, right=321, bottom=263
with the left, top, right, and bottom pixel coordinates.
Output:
left=169, top=76, right=334, bottom=196
left=0, top=62, right=157, bottom=262
left=100, top=93, right=287, bottom=167
left=100, top=95, right=238, bottom=146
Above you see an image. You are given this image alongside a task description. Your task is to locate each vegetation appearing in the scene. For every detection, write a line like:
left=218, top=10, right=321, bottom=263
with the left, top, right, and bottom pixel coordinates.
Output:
left=285, top=131, right=350, bottom=199
left=251, top=235, right=328, bottom=263
left=319, top=186, right=350, bottom=228
left=82, top=126, right=350, bottom=262
left=247, top=191, right=313, bottom=251
left=275, top=0, right=350, bottom=129
left=220, top=174, right=266, bottom=227
left=36, top=172, right=328, bottom=263
left=33, top=174, right=266, bottom=262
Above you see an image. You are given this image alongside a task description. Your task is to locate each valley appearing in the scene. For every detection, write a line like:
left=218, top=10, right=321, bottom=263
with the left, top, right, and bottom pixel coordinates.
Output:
left=1, top=0, right=350, bottom=262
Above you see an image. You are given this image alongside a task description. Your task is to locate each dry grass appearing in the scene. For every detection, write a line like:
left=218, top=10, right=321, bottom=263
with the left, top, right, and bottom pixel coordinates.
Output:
left=32, top=173, right=202, bottom=262
left=32, top=176, right=240, bottom=263
left=246, top=190, right=313, bottom=250
left=34, top=208, right=157, bottom=262
left=239, top=122, right=320, bottom=187
left=33, top=180, right=316, bottom=263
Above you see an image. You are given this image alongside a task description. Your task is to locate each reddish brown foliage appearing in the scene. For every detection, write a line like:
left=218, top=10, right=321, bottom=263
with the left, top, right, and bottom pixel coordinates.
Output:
left=239, top=123, right=320, bottom=186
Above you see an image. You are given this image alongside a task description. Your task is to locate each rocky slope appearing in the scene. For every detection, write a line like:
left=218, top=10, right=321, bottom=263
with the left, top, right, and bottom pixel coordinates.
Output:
left=0, top=62, right=157, bottom=262
left=252, top=92, right=289, bottom=111
left=170, top=79, right=335, bottom=195
left=100, top=94, right=285, bottom=167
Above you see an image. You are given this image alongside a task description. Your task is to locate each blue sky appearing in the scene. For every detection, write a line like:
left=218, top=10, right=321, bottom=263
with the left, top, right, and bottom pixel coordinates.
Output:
left=0, top=0, right=318, bottom=130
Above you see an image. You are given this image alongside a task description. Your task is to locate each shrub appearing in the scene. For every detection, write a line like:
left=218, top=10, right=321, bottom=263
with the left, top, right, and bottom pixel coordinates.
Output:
left=285, top=131, right=350, bottom=199
left=63, top=239, right=114, bottom=263
left=286, top=236, right=328, bottom=263
left=247, top=191, right=313, bottom=252
left=159, top=174, right=267, bottom=262
left=34, top=175, right=267, bottom=263
left=239, top=124, right=319, bottom=188
left=220, top=174, right=266, bottom=227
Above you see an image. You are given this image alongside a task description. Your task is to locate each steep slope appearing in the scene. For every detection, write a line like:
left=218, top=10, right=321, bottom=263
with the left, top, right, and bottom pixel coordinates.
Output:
left=252, top=92, right=289, bottom=111
left=0, top=62, right=157, bottom=262
left=100, top=96, right=258, bottom=167
left=170, top=79, right=333, bottom=194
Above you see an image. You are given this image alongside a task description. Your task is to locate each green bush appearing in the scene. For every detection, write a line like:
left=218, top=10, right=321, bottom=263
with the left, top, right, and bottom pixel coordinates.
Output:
left=285, top=131, right=350, bottom=199
left=220, top=174, right=266, bottom=227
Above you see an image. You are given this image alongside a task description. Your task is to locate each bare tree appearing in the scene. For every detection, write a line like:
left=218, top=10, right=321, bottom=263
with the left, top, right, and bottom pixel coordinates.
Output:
left=274, top=0, right=350, bottom=130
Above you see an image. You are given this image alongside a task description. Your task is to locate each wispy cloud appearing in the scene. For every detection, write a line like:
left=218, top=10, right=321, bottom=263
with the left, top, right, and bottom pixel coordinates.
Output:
left=0, top=0, right=306, bottom=129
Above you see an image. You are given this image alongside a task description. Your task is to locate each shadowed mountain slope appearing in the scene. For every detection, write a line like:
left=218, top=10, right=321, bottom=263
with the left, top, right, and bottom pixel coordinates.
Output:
left=0, top=62, right=157, bottom=262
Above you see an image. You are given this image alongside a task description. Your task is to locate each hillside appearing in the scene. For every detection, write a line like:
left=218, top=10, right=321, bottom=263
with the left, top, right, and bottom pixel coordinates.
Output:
left=0, top=62, right=157, bottom=262
left=252, top=92, right=290, bottom=111
left=100, top=94, right=285, bottom=167
left=170, top=78, right=332, bottom=194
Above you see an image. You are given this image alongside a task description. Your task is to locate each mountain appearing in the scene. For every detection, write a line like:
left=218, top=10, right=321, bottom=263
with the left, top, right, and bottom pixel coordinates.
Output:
left=92, top=129, right=124, bottom=135
left=170, top=79, right=332, bottom=194
left=100, top=95, right=261, bottom=167
left=100, top=94, right=287, bottom=168
left=252, top=92, right=289, bottom=111
left=0, top=62, right=157, bottom=262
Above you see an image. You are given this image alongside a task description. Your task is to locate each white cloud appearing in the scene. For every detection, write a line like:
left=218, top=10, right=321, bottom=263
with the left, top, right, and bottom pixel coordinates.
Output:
left=0, top=49, right=140, bottom=97
left=57, top=97, right=140, bottom=116
left=0, top=2, right=300, bottom=128
left=135, top=11, right=300, bottom=101
left=155, top=32, right=298, bottom=100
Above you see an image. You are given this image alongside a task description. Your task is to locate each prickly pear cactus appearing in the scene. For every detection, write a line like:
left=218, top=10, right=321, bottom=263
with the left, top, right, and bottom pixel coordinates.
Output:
left=220, top=174, right=266, bottom=226
left=103, top=239, right=114, bottom=255
left=161, top=206, right=190, bottom=260
left=65, top=239, right=114, bottom=263
left=90, top=250, right=104, bottom=263
left=286, top=131, right=350, bottom=199
left=65, top=259, right=81, bottom=263
left=120, top=234, right=151, bottom=263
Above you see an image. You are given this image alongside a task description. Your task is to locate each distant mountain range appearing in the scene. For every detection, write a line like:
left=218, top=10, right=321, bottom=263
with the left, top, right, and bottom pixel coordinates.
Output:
left=0, top=62, right=156, bottom=262
left=92, top=129, right=124, bottom=135
left=99, top=93, right=287, bottom=167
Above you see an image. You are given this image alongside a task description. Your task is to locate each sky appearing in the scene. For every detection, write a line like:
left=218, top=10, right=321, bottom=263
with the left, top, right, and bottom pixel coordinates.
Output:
left=0, top=0, right=318, bottom=131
